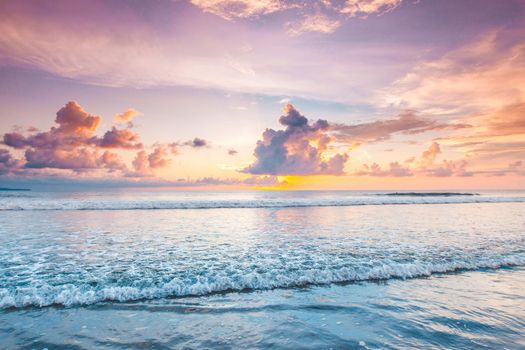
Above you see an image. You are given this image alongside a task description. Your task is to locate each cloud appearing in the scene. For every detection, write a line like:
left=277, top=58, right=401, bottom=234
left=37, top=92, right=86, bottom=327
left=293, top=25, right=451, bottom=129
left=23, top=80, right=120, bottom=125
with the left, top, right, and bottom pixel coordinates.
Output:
left=419, top=142, right=440, bottom=167
left=0, top=172, right=286, bottom=190
left=189, top=0, right=287, bottom=20
left=243, top=103, right=348, bottom=175
left=324, top=0, right=403, bottom=17
left=286, top=13, right=341, bottom=36
left=2, top=102, right=113, bottom=172
left=148, top=146, right=171, bottom=169
left=0, top=149, right=22, bottom=175
left=355, top=161, right=412, bottom=177
left=190, top=0, right=405, bottom=37
left=130, top=151, right=152, bottom=177
left=0, top=0, right=414, bottom=102
left=382, top=30, right=525, bottom=115
left=1, top=101, right=172, bottom=177
left=183, top=137, right=209, bottom=148
left=24, top=147, right=99, bottom=170
left=228, top=148, right=238, bottom=155
left=191, top=0, right=404, bottom=21
left=2, top=132, right=27, bottom=149
left=430, top=102, right=525, bottom=167
left=330, top=111, right=470, bottom=143
left=166, top=138, right=210, bottom=152
left=509, top=160, right=523, bottom=169
left=3, top=101, right=102, bottom=150
left=482, top=103, right=525, bottom=137
left=355, top=142, right=475, bottom=177
left=423, top=159, right=473, bottom=177
left=128, top=142, right=210, bottom=177
left=114, top=108, right=142, bottom=123
left=100, top=151, right=127, bottom=172
left=188, top=175, right=284, bottom=186
left=417, top=142, right=472, bottom=177
left=55, top=101, right=101, bottom=135
left=95, top=127, right=143, bottom=149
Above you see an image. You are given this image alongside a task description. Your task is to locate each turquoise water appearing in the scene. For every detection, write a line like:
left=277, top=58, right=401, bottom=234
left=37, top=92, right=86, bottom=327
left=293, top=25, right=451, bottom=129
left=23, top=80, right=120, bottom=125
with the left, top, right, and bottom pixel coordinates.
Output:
left=0, top=190, right=524, bottom=349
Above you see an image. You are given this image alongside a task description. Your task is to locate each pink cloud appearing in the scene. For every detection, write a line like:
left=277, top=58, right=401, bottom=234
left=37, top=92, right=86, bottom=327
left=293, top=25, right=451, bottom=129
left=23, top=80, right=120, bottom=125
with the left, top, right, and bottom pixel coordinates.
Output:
left=95, top=127, right=143, bottom=149
left=355, top=161, right=412, bottom=177
left=0, top=101, right=194, bottom=178
left=419, top=142, right=441, bottom=167
left=286, top=14, right=341, bottom=37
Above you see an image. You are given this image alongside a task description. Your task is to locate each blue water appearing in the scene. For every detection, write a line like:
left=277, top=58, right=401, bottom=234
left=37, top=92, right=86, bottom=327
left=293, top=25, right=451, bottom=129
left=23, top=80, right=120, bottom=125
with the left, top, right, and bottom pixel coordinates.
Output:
left=1, top=190, right=524, bottom=349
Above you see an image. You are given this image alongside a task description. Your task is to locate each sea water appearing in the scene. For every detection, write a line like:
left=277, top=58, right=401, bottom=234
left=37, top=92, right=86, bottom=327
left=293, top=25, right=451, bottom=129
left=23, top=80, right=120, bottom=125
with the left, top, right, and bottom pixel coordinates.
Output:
left=0, top=190, right=524, bottom=349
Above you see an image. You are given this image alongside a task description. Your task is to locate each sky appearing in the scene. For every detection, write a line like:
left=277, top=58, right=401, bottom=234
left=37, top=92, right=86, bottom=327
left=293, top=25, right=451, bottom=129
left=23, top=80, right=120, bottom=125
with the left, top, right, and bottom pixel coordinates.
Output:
left=0, top=0, right=524, bottom=190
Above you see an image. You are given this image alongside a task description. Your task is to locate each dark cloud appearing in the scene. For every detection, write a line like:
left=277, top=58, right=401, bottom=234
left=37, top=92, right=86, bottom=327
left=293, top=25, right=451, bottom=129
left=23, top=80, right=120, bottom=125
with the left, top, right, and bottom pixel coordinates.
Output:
left=3, top=132, right=27, bottom=149
left=243, top=103, right=348, bottom=175
left=183, top=137, right=209, bottom=148
left=0, top=149, right=22, bottom=175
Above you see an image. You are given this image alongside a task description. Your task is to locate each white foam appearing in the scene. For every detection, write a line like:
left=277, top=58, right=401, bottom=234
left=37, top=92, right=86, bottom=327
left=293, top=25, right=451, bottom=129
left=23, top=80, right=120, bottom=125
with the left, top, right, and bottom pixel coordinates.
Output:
left=1, top=253, right=524, bottom=309
left=1, top=195, right=525, bottom=211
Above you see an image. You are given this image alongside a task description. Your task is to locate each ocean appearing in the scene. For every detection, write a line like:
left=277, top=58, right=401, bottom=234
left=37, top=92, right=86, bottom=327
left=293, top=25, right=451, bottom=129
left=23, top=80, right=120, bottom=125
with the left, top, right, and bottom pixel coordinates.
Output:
left=1, top=189, right=524, bottom=349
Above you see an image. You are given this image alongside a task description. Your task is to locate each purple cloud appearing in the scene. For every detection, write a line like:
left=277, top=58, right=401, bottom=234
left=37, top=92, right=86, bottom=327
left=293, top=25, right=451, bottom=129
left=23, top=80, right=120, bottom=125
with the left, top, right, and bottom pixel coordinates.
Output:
left=243, top=104, right=348, bottom=175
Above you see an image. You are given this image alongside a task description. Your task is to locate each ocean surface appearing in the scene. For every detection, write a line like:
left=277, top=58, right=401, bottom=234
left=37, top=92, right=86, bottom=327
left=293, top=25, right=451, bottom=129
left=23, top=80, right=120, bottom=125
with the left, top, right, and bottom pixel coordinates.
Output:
left=0, top=189, right=524, bottom=349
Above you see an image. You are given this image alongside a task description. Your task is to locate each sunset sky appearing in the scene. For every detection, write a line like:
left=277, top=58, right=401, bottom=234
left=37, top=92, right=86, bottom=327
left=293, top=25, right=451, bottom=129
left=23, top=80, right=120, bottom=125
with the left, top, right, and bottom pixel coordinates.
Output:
left=0, top=0, right=524, bottom=189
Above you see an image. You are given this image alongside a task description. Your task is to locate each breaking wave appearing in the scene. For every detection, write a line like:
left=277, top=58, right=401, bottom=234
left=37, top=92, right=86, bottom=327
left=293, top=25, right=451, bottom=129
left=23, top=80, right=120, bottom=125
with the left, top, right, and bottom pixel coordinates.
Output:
left=1, top=253, right=524, bottom=309
left=1, top=195, right=524, bottom=211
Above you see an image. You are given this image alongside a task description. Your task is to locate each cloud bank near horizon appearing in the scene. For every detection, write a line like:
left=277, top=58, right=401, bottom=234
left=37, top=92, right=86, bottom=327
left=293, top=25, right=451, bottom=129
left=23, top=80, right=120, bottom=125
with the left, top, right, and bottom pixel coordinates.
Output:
left=0, top=101, right=216, bottom=180
left=1, top=100, right=524, bottom=186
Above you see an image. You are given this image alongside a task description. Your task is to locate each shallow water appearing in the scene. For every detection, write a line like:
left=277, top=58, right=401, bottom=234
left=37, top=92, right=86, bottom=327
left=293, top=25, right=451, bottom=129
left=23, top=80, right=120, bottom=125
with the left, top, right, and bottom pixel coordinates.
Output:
left=0, top=190, right=524, bottom=349
left=2, top=267, right=524, bottom=349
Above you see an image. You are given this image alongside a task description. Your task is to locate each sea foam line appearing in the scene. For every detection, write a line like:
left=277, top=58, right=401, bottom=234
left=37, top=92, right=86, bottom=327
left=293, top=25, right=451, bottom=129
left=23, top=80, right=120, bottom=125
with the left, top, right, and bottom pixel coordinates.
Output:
left=1, top=196, right=525, bottom=211
left=1, top=254, right=524, bottom=309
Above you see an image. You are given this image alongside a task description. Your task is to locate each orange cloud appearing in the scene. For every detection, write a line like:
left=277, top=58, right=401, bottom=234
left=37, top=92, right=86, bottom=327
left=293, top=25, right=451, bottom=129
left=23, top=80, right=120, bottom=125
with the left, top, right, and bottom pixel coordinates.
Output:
left=383, top=30, right=525, bottom=115
left=114, top=108, right=142, bottom=123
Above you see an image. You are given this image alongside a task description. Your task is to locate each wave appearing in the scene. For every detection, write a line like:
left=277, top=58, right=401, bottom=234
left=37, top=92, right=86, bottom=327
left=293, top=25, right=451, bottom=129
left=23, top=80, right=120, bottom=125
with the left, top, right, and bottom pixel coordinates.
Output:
left=383, top=192, right=478, bottom=196
left=1, top=253, right=524, bottom=309
left=1, top=195, right=524, bottom=211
